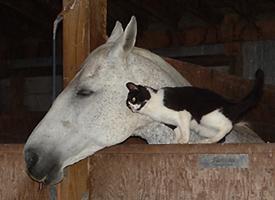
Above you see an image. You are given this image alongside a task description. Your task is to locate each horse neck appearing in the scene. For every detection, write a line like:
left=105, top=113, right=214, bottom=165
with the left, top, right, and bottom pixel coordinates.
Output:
left=131, top=47, right=190, bottom=87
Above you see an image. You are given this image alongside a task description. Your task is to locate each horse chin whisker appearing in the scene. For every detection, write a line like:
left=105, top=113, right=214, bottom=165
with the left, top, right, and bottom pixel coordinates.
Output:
left=38, top=182, right=44, bottom=191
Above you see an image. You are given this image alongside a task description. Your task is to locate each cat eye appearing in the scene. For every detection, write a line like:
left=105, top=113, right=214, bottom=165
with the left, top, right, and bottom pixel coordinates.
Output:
left=132, top=97, right=136, bottom=102
left=76, top=89, right=94, bottom=97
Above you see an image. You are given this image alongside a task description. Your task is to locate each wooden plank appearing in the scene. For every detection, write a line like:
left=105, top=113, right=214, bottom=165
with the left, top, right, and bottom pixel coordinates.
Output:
left=175, top=55, right=235, bottom=67
left=62, top=0, right=91, bottom=86
left=89, top=144, right=275, bottom=199
left=0, top=66, right=63, bottom=78
left=136, top=19, right=275, bottom=49
left=97, top=143, right=275, bottom=155
left=165, top=57, right=275, bottom=142
left=90, top=0, right=107, bottom=50
left=59, top=0, right=107, bottom=199
left=0, top=144, right=50, bottom=199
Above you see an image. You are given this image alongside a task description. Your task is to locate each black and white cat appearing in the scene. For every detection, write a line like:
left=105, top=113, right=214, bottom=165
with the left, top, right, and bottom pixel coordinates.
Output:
left=126, top=69, right=264, bottom=144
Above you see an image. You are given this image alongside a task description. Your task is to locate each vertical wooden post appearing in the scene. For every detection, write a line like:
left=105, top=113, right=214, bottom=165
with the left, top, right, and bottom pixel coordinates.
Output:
left=58, top=0, right=106, bottom=199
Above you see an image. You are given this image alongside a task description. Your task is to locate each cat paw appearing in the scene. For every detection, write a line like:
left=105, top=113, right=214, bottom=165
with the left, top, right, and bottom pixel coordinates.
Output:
left=197, top=139, right=216, bottom=144
left=174, top=127, right=189, bottom=144
left=178, top=138, right=189, bottom=144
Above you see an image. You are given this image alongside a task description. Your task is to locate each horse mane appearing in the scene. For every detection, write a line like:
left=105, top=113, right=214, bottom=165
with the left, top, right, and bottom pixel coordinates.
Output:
left=132, top=47, right=191, bottom=87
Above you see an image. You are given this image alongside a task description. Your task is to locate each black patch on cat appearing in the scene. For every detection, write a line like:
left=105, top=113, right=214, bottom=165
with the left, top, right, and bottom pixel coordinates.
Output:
left=126, top=85, right=151, bottom=111
left=163, top=123, right=176, bottom=129
left=163, top=87, right=232, bottom=122
left=163, top=67, right=263, bottom=123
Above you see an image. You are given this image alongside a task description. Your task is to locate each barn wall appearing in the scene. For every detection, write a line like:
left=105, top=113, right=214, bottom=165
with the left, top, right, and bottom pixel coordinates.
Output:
left=0, top=57, right=63, bottom=112
left=24, top=76, right=62, bottom=111
left=243, top=40, right=275, bottom=85
left=153, top=40, right=275, bottom=84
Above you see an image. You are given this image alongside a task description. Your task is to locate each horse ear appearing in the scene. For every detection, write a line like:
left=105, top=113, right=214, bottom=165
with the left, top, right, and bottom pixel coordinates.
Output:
left=106, top=21, right=123, bottom=43
left=111, top=16, right=137, bottom=57
left=126, top=82, right=138, bottom=91
left=121, top=16, right=137, bottom=53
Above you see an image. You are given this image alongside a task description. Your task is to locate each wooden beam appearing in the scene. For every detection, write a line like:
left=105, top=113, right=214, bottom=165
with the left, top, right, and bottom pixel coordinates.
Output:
left=90, top=0, right=107, bottom=50
left=175, top=55, right=236, bottom=67
left=136, top=19, right=275, bottom=49
left=62, top=0, right=91, bottom=86
left=0, top=66, right=63, bottom=78
left=59, top=0, right=107, bottom=199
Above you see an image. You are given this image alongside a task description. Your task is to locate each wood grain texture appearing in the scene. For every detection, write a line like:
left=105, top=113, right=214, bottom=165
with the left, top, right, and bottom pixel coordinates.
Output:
left=59, top=0, right=107, bottom=199
left=90, top=0, right=107, bottom=50
left=59, top=0, right=91, bottom=199
left=63, top=0, right=91, bottom=86
left=89, top=144, right=275, bottom=200
left=0, top=144, right=49, bottom=200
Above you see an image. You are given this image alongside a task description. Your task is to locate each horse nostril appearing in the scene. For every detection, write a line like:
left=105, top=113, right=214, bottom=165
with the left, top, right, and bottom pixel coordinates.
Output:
left=24, top=149, right=39, bottom=169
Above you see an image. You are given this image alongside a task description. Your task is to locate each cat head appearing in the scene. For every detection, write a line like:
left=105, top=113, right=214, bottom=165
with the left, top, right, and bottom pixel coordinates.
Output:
left=126, top=82, right=151, bottom=112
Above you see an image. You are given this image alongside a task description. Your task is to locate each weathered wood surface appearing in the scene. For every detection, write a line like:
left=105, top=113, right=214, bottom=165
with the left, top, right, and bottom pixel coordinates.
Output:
left=59, top=0, right=107, bottom=199
left=0, top=144, right=49, bottom=200
left=89, top=144, right=275, bottom=200
left=166, top=57, right=275, bottom=142
left=63, top=0, right=92, bottom=86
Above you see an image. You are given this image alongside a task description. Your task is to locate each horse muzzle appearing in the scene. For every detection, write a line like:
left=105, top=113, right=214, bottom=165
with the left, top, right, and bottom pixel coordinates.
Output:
left=24, top=148, right=64, bottom=185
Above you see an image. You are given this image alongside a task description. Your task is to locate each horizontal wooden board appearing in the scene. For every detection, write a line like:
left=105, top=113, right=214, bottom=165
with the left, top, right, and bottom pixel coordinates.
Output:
left=89, top=144, right=275, bottom=200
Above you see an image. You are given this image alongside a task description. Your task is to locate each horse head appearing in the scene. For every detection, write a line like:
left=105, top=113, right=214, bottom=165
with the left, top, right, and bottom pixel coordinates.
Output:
left=24, top=17, right=189, bottom=185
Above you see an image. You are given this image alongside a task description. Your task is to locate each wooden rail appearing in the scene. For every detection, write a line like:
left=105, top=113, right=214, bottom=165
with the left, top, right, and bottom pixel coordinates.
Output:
left=89, top=143, right=275, bottom=199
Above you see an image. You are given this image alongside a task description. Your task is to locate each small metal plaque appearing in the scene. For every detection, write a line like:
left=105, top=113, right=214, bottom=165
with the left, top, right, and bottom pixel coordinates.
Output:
left=198, top=154, right=249, bottom=169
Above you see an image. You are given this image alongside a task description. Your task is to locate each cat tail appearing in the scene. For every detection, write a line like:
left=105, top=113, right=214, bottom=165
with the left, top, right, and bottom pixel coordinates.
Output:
left=228, top=69, right=264, bottom=122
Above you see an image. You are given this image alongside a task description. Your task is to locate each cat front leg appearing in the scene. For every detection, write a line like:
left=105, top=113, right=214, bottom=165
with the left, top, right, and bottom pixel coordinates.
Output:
left=174, top=127, right=186, bottom=143
left=175, top=110, right=192, bottom=144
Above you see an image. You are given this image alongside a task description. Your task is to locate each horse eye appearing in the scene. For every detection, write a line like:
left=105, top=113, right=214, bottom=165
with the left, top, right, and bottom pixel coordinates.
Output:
left=77, top=89, right=94, bottom=97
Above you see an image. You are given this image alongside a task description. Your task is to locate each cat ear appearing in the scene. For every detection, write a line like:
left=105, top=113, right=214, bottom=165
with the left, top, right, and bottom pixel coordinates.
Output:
left=111, top=16, right=137, bottom=57
left=106, top=21, right=123, bottom=43
left=126, top=82, right=138, bottom=91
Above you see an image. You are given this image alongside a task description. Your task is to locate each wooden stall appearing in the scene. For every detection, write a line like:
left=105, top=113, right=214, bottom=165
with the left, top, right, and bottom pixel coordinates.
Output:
left=56, top=57, right=275, bottom=199
left=1, top=1, right=275, bottom=200
left=56, top=0, right=275, bottom=199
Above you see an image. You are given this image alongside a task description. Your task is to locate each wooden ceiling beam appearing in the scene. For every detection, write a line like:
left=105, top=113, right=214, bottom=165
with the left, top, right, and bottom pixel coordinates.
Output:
left=130, top=0, right=180, bottom=30
left=136, top=19, right=275, bottom=49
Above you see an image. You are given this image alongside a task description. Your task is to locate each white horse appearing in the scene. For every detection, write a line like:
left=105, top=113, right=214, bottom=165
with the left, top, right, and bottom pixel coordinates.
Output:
left=24, top=17, right=263, bottom=185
